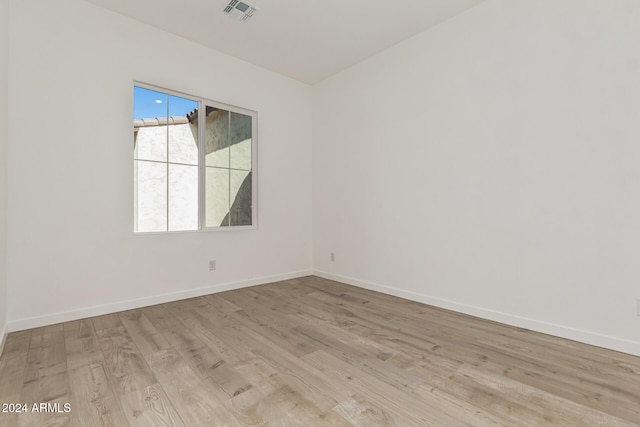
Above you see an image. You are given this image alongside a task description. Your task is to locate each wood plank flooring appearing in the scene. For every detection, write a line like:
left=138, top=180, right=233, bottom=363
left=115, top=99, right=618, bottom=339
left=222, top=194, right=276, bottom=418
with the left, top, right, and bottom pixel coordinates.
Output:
left=1, top=275, right=639, bottom=426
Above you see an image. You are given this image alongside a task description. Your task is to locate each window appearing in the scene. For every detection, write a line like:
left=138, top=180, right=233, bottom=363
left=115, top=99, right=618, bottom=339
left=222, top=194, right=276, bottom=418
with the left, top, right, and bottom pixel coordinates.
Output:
left=133, top=83, right=256, bottom=233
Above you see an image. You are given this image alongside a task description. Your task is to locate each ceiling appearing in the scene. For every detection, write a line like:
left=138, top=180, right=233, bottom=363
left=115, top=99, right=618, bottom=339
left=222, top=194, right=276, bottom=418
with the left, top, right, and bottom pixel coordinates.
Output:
left=83, top=0, right=485, bottom=84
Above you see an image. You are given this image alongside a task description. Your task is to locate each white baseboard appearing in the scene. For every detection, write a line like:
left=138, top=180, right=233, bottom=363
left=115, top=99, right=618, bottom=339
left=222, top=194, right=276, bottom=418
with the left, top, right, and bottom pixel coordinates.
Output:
left=8, top=270, right=312, bottom=332
left=0, top=322, right=7, bottom=357
left=313, top=270, right=640, bottom=357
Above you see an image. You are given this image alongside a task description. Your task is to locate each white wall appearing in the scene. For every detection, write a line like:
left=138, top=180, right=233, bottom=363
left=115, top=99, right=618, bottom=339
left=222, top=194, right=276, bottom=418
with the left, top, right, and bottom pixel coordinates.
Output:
left=0, top=0, right=8, bottom=350
left=313, top=0, right=640, bottom=355
left=7, top=0, right=313, bottom=329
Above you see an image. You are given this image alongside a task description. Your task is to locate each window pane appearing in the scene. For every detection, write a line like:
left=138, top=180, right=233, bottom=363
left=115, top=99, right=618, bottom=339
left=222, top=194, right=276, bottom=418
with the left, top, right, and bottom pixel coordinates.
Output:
left=205, top=107, right=230, bottom=168
left=134, top=86, right=168, bottom=162
left=134, top=86, right=169, bottom=120
left=168, top=164, right=198, bottom=231
left=134, top=125, right=168, bottom=162
left=168, top=94, right=199, bottom=165
left=228, top=170, right=252, bottom=226
left=206, top=167, right=230, bottom=227
left=229, top=112, right=252, bottom=171
left=134, top=160, right=167, bottom=232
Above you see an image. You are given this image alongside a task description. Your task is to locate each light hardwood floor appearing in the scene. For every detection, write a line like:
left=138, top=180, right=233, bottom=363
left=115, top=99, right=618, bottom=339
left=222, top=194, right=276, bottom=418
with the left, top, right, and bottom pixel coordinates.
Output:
left=1, top=276, right=639, bottom=426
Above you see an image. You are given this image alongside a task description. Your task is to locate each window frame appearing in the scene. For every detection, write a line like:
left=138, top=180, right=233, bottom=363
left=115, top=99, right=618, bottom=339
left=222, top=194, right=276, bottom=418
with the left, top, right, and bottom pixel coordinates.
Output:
left=133, top=81, right=258, bottom=234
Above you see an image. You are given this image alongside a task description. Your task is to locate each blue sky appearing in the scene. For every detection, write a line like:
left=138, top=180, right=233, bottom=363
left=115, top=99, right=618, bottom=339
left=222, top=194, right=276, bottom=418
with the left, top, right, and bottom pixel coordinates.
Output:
left=134, top=86, right=198, bottom=120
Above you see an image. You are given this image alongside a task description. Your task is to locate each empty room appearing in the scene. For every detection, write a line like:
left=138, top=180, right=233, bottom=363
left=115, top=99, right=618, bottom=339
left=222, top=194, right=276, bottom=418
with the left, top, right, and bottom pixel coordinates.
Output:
left=1, top=0, right=640, bottom=425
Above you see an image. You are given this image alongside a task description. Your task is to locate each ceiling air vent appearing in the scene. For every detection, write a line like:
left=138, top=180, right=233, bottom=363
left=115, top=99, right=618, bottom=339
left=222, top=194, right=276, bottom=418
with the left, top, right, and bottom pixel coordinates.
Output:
left=223, top=0, right=257, bottom=21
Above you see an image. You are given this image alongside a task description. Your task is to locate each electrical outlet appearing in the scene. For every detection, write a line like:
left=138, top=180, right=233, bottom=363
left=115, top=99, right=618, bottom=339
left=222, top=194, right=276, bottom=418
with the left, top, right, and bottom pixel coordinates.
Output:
left=209, top=260, right=216, bottom=271
left=330, top=253, right=335, bottom=262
